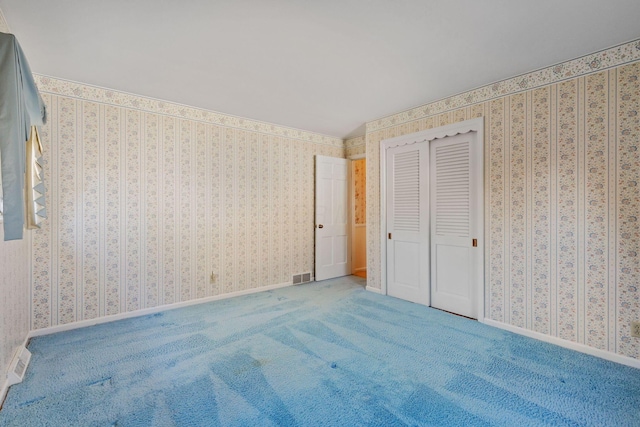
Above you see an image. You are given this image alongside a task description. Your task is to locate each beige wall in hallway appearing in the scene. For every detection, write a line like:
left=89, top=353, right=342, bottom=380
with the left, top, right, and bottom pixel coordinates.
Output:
left=352, top=158, right=366, bottom=273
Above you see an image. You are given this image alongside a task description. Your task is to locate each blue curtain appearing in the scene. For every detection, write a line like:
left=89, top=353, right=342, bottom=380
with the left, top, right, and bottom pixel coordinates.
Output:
left=0, top=32, right=46, bottom=240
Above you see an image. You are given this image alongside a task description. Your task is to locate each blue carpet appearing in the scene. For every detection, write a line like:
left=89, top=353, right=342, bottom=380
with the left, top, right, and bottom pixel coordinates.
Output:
left=1, top=276, right=639, bottom=426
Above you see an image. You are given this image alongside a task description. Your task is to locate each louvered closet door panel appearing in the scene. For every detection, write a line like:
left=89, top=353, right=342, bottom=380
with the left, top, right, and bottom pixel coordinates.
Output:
left=430, top=133, right=477, bottom=318
left=434, top=142, right=470, bottom=238
left=394, top=151, right=420, bottom=232
left=386, top=143, right=429, bottom=305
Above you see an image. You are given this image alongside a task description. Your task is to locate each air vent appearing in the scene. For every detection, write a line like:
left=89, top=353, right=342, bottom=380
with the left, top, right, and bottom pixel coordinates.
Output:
left=7, top=346, right=31, bottom=387
left=293, top=273, right=312, bottom=285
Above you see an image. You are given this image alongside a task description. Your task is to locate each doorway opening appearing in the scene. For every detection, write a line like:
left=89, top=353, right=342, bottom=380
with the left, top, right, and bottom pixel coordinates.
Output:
left=313, top=155, right=367, bottom=284
left=351, top=157, right=367, bottom=279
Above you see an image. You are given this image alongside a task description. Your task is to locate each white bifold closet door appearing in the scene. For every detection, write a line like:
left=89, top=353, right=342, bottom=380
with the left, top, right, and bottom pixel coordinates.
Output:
left=429, top=133, right=479, bottom=319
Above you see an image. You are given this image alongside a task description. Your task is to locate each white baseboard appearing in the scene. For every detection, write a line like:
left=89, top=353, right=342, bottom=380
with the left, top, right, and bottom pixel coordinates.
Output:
left=0, top=335, right=30, bottom=409
left=365, top=286, right=384, bottom=295
left=29, top=281, right=293, bottom=338
left=483, top=318, right=640, bottom=369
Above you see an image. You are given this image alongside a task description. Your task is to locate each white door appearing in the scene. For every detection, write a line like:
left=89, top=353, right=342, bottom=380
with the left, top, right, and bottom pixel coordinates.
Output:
left=386, top=143, right=429, bottom=305
left=315, top=156, right=351, bottom=281
left=429, top=133, right=481, bottom=318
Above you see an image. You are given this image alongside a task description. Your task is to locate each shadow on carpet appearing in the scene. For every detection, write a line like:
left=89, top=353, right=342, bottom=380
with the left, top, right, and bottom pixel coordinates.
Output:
left=1, top=276, right=639, bottom=426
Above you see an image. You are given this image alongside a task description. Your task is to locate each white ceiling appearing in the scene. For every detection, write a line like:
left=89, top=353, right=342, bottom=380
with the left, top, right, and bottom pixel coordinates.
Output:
left=1, top=1, right=639, bottom=139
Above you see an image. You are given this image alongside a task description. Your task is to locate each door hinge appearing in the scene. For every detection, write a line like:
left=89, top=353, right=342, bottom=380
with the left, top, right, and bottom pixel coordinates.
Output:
left=472, top=238, right=477, bottom=247
left=388, top=233, right=392, bottom=240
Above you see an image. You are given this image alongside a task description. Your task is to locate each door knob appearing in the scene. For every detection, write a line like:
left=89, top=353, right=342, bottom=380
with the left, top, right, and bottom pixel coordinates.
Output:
left=318, top=224, right=324, bottom=228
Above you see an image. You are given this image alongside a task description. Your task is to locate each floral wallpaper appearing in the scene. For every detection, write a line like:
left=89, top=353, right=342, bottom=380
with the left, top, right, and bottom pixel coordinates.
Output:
left=345, top=136, right=366, bottom=158
left=367, top=40, right=640, bottom=133
left=0, top=229, right=29, bottom=383
left=33, top=77, right=344, bottom=150
left=0, top=2, right=29, bottom=388
left=353, top=159, right=366, bottom=225
left=365, top=38, right=640, bottom=360
left=30, top=77, right=343, bottom=329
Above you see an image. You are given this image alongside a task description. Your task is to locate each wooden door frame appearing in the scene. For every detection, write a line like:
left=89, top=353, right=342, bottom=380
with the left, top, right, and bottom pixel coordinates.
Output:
left=379, top=117, right=485, bottom=322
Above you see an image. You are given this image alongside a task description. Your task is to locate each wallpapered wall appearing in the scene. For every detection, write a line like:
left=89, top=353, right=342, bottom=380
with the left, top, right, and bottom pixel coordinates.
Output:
left=30, top=76, right=343, bottom=329
left=365, top=40, right=640, bottom=360
left=353, top=159, right=366, bottom=226
left=0, top=229, right=29, bottom=384
left=0, top=8, right=29, bottom=387
left=346, top=136, right=366, bottom=158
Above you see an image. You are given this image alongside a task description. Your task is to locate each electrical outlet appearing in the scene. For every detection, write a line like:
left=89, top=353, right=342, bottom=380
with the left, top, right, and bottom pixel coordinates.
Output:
left=209, top=272, right=217, bottom=284
left=631, top=321, right=640, bottom=338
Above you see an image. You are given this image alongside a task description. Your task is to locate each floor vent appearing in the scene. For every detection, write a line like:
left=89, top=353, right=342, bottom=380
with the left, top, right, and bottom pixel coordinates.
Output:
left=7, top=347, right=31, bottom=387
left=292, top=273, right=312, bottom=285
